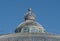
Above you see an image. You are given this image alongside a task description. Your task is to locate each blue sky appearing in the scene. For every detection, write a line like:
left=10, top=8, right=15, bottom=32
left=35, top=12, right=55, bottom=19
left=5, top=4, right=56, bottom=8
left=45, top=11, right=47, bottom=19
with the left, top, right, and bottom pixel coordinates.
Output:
left=0, top=0, right=60, bottom=34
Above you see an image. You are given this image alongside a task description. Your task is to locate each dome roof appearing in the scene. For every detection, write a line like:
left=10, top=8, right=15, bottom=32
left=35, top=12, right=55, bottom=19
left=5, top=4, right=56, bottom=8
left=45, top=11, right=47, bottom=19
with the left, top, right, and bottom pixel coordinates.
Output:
left=15, top=8, right=45, bottom=33
left=15, top=21, right=45, bottom=33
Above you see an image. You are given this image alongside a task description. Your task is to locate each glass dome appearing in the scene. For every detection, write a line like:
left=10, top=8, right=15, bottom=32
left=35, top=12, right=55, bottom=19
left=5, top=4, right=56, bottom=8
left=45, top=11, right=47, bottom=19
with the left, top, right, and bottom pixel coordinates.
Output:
left=15, top=8, right=45, bottom=33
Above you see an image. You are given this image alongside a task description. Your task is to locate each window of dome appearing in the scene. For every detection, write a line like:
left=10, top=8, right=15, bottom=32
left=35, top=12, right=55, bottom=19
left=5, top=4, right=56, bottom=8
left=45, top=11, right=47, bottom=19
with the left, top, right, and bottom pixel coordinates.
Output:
left=31, top=29, right=38, bottom=32
left=21, top=27, right=29, bottom=32
left=30, top=27, right=39, bottom=33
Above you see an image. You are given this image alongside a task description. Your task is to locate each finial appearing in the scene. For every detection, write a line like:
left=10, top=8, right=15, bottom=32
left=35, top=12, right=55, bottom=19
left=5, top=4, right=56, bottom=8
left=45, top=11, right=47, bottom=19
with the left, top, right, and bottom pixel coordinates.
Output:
left=24, top=8, right=36, bottom=21
left=28, top=8, right=32, bottom=14
left=28, top=8, right=32, bottom=11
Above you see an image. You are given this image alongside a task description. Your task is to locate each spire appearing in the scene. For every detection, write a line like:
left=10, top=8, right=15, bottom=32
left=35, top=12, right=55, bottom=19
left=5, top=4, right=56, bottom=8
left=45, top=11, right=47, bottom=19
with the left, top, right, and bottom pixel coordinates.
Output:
left=24, top=8, right=36, bottom=21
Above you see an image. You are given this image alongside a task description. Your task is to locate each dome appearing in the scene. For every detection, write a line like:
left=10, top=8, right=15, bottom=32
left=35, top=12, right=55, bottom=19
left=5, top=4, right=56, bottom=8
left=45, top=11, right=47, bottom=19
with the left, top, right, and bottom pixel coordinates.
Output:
left=15, top=8, right=45, bottom=33
left=15, top=21, right=45, bottom=33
